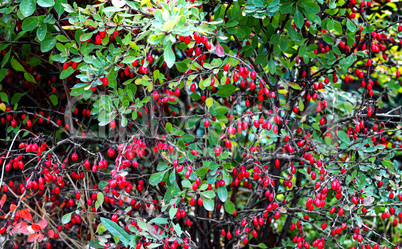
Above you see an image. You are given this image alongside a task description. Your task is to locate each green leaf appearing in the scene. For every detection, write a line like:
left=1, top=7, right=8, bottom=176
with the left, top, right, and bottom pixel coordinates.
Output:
left=22, top=16, right=39, bottom=31
left=0, top=92, right=9, bottom=104
left=149, top=170, right=168, bottom=186
left=202, top=196, right=214, bottom=211
left=56, top=35, right=69, bottom=42
left=280, top=37, right=288, bottom=51
left=98, top=180, right=109, bottom=189
left=41, top=37, right=57, bottom=52
left=122, top=56, right=137, bottom=63
left=164, top=41, right=175, bottom=68
left=214, top=84, right=236, bottom=97
left=299, top=44, right=307, bottom=57
left=258, top=243, right=268, bottom=249
left=11, top=93, right=26, bottom=105
left=24, top=73, right=36, bottom=83
left=182, top=134, right=195, bottom=143
left=150, top=217, right=168, bottom=225
left=60, top=67, right=75, bottom=79
left=294, top=9, right=304, bottom=29
left=206, top=97, right=213, bottom=109
left=100, top=218, right=131, bottom=247
left=224, top=200, right=235, bottom=214
left=301, top=2, right=320, bottom=14
left=165, top=122, right=172, bottom=133
left=322, top=34, right=333, bottom=44
left=2, top=49, right=11, bottom=68
left=201, top=190, right=216, bottom=199
left=37, top=0, right=55, bottom=7
left=169, top=207, right=178, bottom=219
left=268, top=59, right=276, bottom=74
left=88, top=240, right=104, bottom=249
left=217, top=186, right=228, bottom=202
left=54, top=0, right=65, bottom=18
left=49, top=95, right=58, bottom=105
left=62, top=212, right=72, bottom=224
left=11, top=58, right=26, bottom=72
left=20, top=0, right=36, bottom=17
left=325, top=136, right=331, bottom=146
left=346, top=19, right=356, bottom=32
left=337, top=131, right=350, bottom=145
left=381, top=159, right=395, bottom=173
left=37, top=24, right=47, bottom=41
left=95, top=192, right=104, bottom=209
left=157, top=162, right=168, bottom=171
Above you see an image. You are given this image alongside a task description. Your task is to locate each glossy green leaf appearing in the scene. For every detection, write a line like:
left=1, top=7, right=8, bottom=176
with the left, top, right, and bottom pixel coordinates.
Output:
left=20, top=0, right=36, bottom=17
left=37, top=24, right=47, bottom=41
left=100, top=218, right=131, bottom=247
left=224, top=200, right=235, bottom=214
left=149, top=170, right=168, bottom=186
left=37, top=0, right=55, bottom=7
left=22, top=16, right=39, bottom=31
left=164, top=41, right=175, bottom=68
left=41, top=37, right=57, bottom=52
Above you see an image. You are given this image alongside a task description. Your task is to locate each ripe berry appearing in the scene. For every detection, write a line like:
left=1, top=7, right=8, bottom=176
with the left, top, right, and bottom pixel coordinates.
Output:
left=108, top=148, right=115, bottom=157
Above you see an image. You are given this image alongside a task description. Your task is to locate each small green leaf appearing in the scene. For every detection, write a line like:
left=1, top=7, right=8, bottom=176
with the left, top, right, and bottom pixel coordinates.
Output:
left=182, top=134, right=195, bottom=143
left=149, top=170, right=168, bottom=186
left=206, top=97, right=213, bottom=109
left=337, top=131, right=350, bottom=145
left=164, top=41, right=175, bottom=68
left=299, top=44, right=307, bottom=57
left=41, top=37, right=57, bottom=52
left=268, top=59, right=276, bottom=74
left=201, top=190, right=216, bottom=199
left=24, top=73, right=36, bottom=83
left=62, top=212, right=72, bottom=224
left=1, top=50, right=11, bottom=68
left=150, top=217, right=168, bottom=224
left=224, top=200, right=235, bottom=214
left=346, top=19, right=356, bottom=32
left=20, top=0, right=36, bottom=17
left=280, top=37, right=289, bottom=52
left=381, top=159, right=395, bottom=173
left=202, top=196, right=214, bottom=211
left=22, top=16, right=39, bottom=31
left=37, top=24, right=47, bottom=41
left=60, top=67, right=75, bottom=79
left=11, top=93, right=26, bottom=105
left=294, top=9, right=304, bottom=29
left=37, top=0, right=55, bottom=7
left=0, top=92, right=9, bottom=104
left=166, top=122, right=173, bottom=133
left=217, top=186, right=228, bottom=202
left=98, top=180, right=109, bottom=189
left=11, top=58, right=26, bottom=72
left=100, top=218, right=131, bottom=247
left=214, top=84, right=236, bottom=97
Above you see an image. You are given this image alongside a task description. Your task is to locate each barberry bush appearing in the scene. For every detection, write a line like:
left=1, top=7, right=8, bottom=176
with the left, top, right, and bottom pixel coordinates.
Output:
left=0, top=0, right=402, bottom=248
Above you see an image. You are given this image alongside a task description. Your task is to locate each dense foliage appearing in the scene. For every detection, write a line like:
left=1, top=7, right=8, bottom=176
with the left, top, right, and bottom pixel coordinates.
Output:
left=0, top=0, right=402, bottom=248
